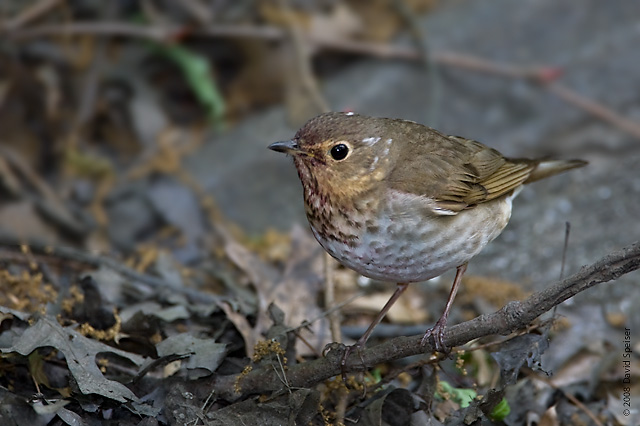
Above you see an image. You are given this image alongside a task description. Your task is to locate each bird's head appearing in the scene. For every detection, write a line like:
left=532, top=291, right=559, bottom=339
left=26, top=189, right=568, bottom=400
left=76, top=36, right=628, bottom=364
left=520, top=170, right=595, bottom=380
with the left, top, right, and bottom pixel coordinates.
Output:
left=268, top=112, right=397, bottom=202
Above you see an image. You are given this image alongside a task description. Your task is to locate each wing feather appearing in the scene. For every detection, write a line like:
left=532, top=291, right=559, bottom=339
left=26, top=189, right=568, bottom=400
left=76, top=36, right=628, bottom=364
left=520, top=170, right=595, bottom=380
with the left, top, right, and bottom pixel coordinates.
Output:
left=386, top=124, right=535, bottom=215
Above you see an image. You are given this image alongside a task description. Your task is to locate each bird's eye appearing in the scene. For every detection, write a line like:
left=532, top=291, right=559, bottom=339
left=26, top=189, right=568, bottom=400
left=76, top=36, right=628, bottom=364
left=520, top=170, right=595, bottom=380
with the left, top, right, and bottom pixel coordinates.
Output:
left=330, top=144, right=349, bottom=161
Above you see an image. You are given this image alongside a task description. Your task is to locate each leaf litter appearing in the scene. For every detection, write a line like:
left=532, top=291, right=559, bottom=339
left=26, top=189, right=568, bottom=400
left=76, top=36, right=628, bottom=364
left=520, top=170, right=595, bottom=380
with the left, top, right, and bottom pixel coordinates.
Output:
left=0, top=1, right=636, bottom=424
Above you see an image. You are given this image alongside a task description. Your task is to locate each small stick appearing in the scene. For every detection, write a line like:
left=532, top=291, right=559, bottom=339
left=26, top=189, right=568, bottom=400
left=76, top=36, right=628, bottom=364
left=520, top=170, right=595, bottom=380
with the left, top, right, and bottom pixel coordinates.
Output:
left=1, top=0, right=64, bottom=32
left=527, top=371, right=605, bottom=426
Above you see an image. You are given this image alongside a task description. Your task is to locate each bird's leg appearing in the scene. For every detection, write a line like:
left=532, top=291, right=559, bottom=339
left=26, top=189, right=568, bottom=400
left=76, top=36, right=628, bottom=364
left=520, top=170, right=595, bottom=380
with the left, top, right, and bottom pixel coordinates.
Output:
left=341, top=283, right=409, bottom=379
left=421, top=263, right=468, bottom=353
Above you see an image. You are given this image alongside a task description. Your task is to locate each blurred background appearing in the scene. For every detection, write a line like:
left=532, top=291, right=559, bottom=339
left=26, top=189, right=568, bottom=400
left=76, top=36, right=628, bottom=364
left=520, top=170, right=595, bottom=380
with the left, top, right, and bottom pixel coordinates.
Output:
left=1, top=0, right=639, bottom=423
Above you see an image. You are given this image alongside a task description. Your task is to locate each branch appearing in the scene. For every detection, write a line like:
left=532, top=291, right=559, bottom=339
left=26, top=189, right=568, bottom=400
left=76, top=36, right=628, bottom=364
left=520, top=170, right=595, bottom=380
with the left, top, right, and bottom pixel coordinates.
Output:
left=211, top=242, right=640, bottom=400
left=10, top=21, right=640, bottom=140
left=7, top=22, right=284, bottom=43
left=0, top=0, right=64, bottom=32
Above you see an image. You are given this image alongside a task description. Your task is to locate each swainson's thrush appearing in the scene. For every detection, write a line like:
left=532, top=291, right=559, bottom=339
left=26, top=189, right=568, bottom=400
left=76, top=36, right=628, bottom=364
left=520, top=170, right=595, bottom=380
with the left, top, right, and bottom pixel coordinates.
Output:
left=268, top=112, right=586, bottom=368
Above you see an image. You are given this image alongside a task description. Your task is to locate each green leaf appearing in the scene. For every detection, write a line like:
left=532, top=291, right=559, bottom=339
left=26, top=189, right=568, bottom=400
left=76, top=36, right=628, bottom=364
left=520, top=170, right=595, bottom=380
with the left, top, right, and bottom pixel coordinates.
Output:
left=490, top=397, right=511, bottom=421
left=436, top=381, right=477, bottom=408
left=366, top=368, right=382, bottom=384
left=153, top=43, right=225, bottom=125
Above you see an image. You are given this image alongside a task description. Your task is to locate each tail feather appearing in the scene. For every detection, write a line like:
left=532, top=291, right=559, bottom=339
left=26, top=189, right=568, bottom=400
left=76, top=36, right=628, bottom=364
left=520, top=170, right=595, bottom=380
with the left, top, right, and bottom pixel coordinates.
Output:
left=524, top=159, right=587, bottom=184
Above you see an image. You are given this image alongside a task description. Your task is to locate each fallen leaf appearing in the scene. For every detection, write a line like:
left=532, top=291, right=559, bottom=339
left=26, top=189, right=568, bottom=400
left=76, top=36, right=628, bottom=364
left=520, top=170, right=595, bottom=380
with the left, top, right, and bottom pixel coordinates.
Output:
left=608, top=393, right=640, bottom=426
left=224, top=225, right=329, bottom=356
left=538, top=404, right=559, bottom=426
left=156, top=333, right=226, bottom=375
left=1, top=316, right=145, bottom=402
left=491, top=333, right=549, bottom=385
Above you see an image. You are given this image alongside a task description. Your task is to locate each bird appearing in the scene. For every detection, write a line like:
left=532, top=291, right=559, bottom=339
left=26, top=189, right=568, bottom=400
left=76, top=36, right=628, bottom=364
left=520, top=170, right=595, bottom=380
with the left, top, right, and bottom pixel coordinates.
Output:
left=268, top=111, right=586, bottom=370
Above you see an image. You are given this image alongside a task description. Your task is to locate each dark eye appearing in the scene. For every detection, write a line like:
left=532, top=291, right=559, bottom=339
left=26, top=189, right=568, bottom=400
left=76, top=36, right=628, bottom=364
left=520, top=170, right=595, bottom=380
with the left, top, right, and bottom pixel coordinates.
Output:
left=330, top=144, right=349, bottom=160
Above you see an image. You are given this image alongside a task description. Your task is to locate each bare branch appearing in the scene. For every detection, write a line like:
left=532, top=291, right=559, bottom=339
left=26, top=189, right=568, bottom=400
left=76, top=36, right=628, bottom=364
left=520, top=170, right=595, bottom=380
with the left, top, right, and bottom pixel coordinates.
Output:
left=210, top=242, right=640, bottom=400
left=10, top=21, right=639, bottom=140
left=0, top=0, right=64, bottom=32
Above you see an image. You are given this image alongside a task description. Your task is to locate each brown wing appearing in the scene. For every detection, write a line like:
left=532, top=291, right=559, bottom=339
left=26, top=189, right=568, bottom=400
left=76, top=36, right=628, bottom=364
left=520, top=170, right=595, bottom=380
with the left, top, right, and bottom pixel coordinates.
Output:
left=386, top=124, right=536, bottom=215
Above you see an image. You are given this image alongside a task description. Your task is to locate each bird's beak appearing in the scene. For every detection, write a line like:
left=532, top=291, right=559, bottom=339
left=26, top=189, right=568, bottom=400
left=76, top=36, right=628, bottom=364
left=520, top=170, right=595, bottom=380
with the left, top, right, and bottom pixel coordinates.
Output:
left=268, top=140, right=306, bottom=156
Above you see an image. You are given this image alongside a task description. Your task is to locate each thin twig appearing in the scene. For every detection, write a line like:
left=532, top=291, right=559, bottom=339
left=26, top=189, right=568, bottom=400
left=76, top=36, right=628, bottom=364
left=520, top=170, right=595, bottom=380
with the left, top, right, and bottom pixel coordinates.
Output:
left=10, top=21, right=639, bottom=139
left=0, top=146, right=88, bottom=237
left=174, top=0, right=213, bottom=25
left=72, top=23, right=108, bottom=129
left=393, top=0, right=442, bottom=127
left=433, top=52, right=540, bottom=79
left=284, top=291, right=364, bottom=335
left=546, top=83, right=640, bottom=139
left=324, top=253, right=342, bottom=343
left=276, top=0, right=330, bottom=116
left=432, top=52, right=640, bottom=139
left=527, top=370, right=605, bottom=426
left=8, top=21, right=183, bottom=41
left=369, top=321, right=551, bottom=393
left=273, top=353, right=291, bottom=394
left=560, top=222, right=571, bottom=281
left=0, top=0, right=64, bottom=32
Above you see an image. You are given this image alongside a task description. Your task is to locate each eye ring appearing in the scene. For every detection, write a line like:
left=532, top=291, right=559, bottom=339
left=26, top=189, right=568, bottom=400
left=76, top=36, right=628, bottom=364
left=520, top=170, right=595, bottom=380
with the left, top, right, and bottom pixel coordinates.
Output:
left=330, top=143, right=349, bottom=161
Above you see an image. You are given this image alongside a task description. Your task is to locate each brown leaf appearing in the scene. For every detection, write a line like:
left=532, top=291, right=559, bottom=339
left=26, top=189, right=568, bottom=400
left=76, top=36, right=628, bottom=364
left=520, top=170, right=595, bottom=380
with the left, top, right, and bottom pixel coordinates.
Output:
left=224, top=225, right=329, bottom=357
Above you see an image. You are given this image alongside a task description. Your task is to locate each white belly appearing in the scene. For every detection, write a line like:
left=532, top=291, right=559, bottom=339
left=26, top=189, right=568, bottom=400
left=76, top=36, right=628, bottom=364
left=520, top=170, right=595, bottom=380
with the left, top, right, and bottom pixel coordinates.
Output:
left=311, top=195, right=513, bottom=283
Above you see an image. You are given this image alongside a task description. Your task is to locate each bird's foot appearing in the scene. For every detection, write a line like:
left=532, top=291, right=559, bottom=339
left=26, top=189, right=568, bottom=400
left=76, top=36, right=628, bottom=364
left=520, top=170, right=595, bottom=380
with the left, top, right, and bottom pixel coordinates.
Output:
left=340, top=342, right=366, bottom=382
left=420, top=317, right=450, bottom=354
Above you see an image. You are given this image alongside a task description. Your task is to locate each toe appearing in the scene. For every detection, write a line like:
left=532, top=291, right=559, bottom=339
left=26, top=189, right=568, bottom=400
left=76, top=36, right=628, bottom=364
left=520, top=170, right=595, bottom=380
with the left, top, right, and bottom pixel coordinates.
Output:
left=340, top=345, right=353, bottom=381
left=422, top=319, right=450, bottom=353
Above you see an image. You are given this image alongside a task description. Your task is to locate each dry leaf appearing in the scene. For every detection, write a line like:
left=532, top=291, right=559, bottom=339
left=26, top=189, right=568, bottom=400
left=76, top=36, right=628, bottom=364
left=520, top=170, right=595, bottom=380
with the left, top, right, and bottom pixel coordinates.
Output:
left=1, top=316, right=145, bottom=403
left=538, top=405, right=559, bottom=426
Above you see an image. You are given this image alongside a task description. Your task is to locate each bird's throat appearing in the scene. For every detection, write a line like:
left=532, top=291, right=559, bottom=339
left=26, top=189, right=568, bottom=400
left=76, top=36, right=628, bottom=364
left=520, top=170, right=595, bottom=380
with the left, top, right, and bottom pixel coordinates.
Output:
left=294, top=160, right=361, bottom=248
